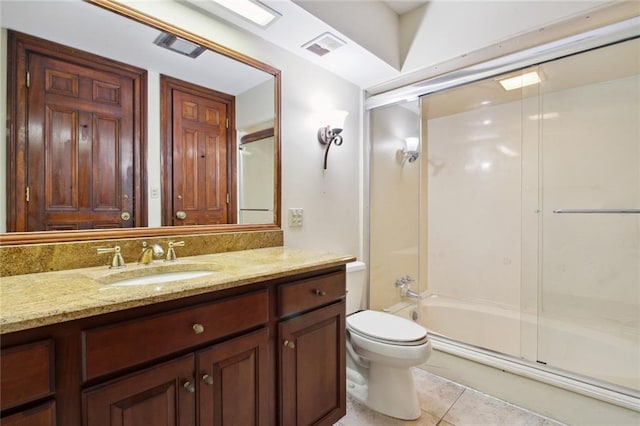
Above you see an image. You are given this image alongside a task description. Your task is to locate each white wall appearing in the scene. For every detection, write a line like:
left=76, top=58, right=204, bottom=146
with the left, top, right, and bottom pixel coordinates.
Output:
left=120, top=1, right=363, bottom=258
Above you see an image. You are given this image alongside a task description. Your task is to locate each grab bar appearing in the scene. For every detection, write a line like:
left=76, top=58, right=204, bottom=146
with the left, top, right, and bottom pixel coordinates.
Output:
left=553, top=209, right=640, bottom=214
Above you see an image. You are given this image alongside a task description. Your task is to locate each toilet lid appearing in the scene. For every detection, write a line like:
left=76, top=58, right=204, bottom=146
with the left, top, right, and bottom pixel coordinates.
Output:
left=346, top=310, right=427, bottom=343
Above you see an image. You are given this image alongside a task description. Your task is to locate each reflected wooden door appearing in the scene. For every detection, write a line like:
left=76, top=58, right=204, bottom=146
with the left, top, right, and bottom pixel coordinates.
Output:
left=26, top=53, right=136, bottom=231
left=8, top=31, right=146, bottom=232
left=161, top=76, right=235, bottom=226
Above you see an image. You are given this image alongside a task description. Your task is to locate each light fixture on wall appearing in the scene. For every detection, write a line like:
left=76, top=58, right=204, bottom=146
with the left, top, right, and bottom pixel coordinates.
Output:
left=399, top=137, right=420, bottom=164
left=318, top=110, right=348, bottom=170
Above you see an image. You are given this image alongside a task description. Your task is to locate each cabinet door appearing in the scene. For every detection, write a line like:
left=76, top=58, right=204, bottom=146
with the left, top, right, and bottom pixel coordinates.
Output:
left=1, top=401, right=56, bottom=426
left=280, top=301, right=346, bottom=426
left=197, top=328, right=269, bottom=426
left=82, top=354, right=195, bottom=426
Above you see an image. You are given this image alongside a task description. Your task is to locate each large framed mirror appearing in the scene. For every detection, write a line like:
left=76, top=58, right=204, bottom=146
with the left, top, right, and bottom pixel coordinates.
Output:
left=0, top=0, right=281, bottom=244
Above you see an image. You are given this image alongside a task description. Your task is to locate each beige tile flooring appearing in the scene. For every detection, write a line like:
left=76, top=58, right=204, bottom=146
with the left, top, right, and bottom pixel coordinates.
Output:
left=336, top=368, right=564, bottom=426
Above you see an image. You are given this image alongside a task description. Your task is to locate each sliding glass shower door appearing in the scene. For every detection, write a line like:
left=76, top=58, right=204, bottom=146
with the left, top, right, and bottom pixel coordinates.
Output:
left=536, top=38, right=640, bottom=392
left=414, top=36, right=639, bottom=394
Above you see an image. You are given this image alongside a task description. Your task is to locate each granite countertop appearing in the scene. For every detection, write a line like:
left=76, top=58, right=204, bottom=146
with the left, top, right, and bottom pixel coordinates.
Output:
left=0, top=247, right=356, bottom=334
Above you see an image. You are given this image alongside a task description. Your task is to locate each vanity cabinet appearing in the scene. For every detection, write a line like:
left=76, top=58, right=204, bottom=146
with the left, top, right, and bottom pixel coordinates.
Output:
left=278, top=271, right=346, bottom=426
left=0, top=340, right=56, bottom=425
left=0, top=265, right=347, bottom=426
left=83, top=354, right=195, bottom=426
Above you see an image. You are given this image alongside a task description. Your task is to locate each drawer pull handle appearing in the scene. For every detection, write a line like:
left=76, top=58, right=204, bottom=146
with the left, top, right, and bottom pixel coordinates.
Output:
left=314, top=289, right=327, bottom=296
left=183, top=380, right=195, bottom=393
left=202, top=374, right=214, bottom=385
left=192, top=323, right=205, bottom=334
left=283, top=340, right=295, bottom=349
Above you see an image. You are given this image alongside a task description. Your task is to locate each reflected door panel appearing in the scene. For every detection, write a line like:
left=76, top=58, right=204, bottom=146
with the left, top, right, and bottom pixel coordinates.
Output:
left=26, top=49, right=136, bottom=231
left=163, top=76, right=233, bottom=226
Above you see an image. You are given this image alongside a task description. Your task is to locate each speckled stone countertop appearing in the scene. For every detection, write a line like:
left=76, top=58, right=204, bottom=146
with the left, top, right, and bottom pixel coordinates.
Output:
left=0, top=247, right=356, bottom=334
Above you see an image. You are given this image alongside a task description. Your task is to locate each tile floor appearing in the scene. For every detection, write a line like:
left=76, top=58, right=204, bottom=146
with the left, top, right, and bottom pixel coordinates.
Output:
left=335, top=368, right=564, bottom=426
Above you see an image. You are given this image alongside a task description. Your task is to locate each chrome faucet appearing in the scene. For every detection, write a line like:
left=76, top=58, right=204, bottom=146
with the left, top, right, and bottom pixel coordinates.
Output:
left=138, top=242, right=165, bottom=264
left=395, top=275, right=422, bottom=299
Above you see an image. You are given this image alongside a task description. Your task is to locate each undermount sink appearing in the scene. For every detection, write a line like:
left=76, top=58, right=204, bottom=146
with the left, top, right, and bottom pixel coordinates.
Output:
left=106, top=270, right=216, bottom=287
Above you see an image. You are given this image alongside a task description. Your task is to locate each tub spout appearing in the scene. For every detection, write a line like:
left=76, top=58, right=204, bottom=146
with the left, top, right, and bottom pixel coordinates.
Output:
left=403, top=288, right=422, bottom=299
left=395, top=276, right=422, bottom=299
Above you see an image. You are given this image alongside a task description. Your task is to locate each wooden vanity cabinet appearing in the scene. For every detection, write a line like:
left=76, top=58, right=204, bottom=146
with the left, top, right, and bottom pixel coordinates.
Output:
left=278, top=271, right=347, bottom=426
left=0, top=266, right=347, bottom=426
left=0, top=340, right=56, bottom=425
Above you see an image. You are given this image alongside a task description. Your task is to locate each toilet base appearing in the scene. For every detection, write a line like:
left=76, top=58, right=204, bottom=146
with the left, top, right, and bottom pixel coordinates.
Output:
left=346, top=365, right=421, bottom=420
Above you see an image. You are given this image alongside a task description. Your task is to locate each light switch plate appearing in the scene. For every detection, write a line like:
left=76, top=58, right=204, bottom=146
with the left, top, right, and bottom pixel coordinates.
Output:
left=288, top=208, right=303, bottom=227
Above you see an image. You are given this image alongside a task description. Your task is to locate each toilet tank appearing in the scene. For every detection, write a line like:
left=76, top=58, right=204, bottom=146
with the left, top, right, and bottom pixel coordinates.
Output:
left=345, top=261, right=367, bottom=315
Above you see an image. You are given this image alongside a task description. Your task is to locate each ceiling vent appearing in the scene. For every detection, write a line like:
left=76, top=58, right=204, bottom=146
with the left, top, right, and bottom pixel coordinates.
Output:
left=302, top=32, right=346, bottom=57
left=153, top=32, right=206, bottom=58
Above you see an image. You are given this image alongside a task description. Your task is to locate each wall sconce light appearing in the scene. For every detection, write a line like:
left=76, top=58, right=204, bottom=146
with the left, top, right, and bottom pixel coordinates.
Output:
left=318, top=110, right=348, bottom=170
left=400, top=137, right=420, bottom=163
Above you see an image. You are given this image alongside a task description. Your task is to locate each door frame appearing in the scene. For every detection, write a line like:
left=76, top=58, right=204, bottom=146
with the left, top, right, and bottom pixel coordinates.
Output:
left=6, top=30, right=147, bottom=232
left=160, top=75, right=237, bottom=226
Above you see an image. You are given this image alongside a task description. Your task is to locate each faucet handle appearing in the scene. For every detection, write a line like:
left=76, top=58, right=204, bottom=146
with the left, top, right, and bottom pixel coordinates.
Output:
left=97, top=245, right=127, bottom=269
left=165, top=241, right=185, bottom=262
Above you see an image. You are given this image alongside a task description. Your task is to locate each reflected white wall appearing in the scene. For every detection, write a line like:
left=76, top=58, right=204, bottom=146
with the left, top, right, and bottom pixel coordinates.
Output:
left=369, top=101, right=420, bottom=310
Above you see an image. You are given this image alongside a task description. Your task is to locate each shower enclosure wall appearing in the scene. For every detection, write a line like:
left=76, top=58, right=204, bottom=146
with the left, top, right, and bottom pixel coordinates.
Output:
left=368, top=35, right=639, bottom=408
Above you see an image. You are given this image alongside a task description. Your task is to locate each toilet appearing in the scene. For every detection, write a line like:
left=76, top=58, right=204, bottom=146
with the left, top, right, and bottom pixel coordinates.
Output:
left=345, top=261, right=431, bottom=420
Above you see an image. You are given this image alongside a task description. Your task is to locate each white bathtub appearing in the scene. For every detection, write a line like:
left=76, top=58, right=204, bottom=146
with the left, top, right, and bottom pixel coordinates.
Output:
left=392, top=294, right=640, bottom=394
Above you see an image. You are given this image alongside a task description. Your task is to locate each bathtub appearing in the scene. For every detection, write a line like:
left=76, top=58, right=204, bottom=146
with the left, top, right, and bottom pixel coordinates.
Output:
left=392, top=295, right=640, bottom=400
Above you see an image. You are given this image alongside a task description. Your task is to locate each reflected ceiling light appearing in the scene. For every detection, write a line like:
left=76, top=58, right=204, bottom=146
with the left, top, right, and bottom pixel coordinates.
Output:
left=528, top=112, right=559, bottom=121
left=318, top=110, right=348, bottom=170
left=498, top=71, right=541, bottom=91
left=209, top=0, right=281, bottom=27
left=153, top=32, right=206, bottom=58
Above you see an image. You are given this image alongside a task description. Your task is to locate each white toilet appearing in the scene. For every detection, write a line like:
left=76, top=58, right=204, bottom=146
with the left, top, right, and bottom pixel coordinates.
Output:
left=345, top=261, right=431, bottom=420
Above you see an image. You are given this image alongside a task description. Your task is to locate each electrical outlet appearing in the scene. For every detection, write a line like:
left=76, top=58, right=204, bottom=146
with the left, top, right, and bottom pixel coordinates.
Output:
left=150, top=186, right=160, bottom=199
left=288, top=208, right=303, bottom=227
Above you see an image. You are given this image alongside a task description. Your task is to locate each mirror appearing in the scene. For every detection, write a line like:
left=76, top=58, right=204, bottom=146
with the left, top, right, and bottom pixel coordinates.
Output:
left=0, top=0, right=281, bottom=243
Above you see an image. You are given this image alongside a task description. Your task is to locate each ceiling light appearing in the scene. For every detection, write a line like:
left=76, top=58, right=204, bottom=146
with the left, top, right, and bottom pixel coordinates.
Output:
left=498, top=71, right=541, bottom=91
left=153, top=32, right=206, bottom=58
left=209, top=0, right=280, bottom=27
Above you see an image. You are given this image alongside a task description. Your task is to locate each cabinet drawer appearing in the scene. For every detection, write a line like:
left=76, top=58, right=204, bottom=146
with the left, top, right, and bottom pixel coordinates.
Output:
left=0, top=340, right=54, bottom=410
left=83, top=289, right=269, bottom=381
left=278, top=271, right=345, bottom=317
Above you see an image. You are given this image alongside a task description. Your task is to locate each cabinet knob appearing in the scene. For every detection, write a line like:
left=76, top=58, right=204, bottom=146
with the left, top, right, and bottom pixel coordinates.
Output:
left=283, top=340, right=295, bottom=349
left=183, top=380, right=195, bottom=393
left=314, top=289, right=327, bottom=296
left=192, top=323, right=205, bottom=334
left=202, top=374, right=214, bottom=385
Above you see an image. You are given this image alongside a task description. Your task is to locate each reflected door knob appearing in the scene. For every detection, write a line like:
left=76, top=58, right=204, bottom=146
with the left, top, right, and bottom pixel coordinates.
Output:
left=176, top=211, right=187, bottom=220
left=120, top=211, right=131, bottom=221
left=183, top=380, right=195, bottom=393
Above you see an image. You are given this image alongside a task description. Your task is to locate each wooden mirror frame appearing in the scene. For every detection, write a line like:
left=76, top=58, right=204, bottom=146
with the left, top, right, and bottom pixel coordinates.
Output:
left=0, top=0, right=281, bottom=246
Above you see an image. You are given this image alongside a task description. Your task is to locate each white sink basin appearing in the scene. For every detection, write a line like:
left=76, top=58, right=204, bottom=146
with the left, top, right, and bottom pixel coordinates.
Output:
left=109, top=270, right=215, bottom=286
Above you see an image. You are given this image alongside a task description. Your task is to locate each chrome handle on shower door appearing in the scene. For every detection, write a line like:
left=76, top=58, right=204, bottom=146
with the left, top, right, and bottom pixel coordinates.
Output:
left=553, top=209, right=640, bottom=214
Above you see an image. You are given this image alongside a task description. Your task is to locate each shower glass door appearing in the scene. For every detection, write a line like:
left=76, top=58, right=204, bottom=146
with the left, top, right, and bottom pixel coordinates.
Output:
left=537, top=38, right=640, bottom=393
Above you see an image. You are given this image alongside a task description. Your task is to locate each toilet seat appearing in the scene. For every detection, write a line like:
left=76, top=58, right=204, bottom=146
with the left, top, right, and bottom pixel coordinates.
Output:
left=347, top=310, right=428, bottom=346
